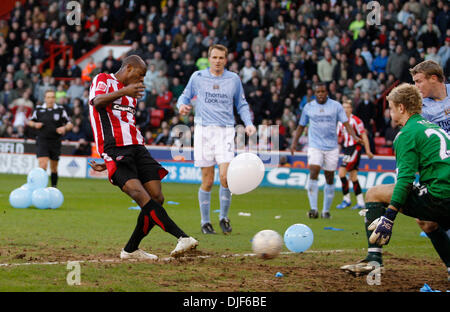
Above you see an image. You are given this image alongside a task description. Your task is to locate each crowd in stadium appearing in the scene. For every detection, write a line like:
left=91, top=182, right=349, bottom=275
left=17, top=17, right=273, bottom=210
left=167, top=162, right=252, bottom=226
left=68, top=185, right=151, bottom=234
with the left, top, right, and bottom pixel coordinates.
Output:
left=0, top=0, right=449, bottom=156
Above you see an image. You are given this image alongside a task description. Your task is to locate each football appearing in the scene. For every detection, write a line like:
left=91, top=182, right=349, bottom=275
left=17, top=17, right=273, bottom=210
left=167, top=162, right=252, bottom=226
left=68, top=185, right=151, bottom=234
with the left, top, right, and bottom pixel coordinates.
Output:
left=252, top=230, right=283, bottom=259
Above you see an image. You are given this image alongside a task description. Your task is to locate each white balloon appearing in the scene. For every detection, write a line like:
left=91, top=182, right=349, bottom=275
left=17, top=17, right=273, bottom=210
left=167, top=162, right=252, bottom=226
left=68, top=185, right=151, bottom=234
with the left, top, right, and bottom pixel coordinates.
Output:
left=227, top=152, right=265, bottom=195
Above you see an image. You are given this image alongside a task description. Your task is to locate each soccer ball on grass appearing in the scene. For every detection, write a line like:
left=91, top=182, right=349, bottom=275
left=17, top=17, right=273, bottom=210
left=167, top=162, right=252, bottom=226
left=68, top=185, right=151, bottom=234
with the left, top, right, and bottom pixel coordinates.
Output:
left=252, top=230, right=283, bottom=259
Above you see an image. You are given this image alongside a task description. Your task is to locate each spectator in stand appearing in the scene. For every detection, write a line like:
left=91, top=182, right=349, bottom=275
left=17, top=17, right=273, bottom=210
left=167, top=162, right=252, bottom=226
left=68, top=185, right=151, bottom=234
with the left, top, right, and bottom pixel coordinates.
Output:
left=81, top=57, right=96, bottom=83
left=155, top=83, right=174, bottom=117
left=386, top=45, right=409, bottom=80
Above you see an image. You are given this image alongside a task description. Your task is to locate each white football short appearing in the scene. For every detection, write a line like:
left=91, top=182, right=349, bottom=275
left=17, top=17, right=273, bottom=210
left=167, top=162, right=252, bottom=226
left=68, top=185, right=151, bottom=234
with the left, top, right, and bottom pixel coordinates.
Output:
left=194, top=125, right=235, bottom=167
left=307, top=147, right=340, bottom=171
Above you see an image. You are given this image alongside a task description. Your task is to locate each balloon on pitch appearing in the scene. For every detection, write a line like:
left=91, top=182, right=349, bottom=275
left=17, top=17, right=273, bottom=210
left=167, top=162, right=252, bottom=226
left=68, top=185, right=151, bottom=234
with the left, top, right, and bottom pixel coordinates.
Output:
left=284, top=224, right=314, bottom=253
left=227, top=152, right=265, bottom=195
left=27, top=167, right=48, bottom=190
left=46, top=187, right=64, bottom=209
left=31, top=188, right=50, bottom=209
left=9, top=187, right=32, bottom=208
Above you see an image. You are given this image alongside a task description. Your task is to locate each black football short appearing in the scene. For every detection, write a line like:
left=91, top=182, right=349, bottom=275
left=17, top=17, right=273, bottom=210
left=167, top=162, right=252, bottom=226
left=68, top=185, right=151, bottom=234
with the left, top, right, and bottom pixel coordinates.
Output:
left=36, top=138, right=61, bottom=161
left=103, top=144, right=168, bottom=189
left=340, top=144, right=362, bottom=171
left=401, top=184, right=450, bottom=230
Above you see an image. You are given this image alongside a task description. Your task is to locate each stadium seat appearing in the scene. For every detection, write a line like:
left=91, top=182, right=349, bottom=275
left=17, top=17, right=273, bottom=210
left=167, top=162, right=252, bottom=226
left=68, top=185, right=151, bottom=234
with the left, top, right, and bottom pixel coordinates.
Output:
left=374, top=136, right=386, bottom=146
left=375, top=146, right=393, bottom=155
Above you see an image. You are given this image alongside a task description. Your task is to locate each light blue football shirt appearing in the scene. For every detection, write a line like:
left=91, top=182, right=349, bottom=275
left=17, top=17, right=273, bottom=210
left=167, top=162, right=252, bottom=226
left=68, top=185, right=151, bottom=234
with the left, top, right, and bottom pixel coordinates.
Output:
left=299, top=97, right=348, bottom=150
left=176, top=68, right=253, bottom=127
left=421, top=83, right=450, bottom=134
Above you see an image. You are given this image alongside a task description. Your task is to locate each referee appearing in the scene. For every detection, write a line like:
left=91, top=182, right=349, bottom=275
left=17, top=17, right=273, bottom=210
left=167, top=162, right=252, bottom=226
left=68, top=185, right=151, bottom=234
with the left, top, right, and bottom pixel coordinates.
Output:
left=27, top=89, right=73, bottom=188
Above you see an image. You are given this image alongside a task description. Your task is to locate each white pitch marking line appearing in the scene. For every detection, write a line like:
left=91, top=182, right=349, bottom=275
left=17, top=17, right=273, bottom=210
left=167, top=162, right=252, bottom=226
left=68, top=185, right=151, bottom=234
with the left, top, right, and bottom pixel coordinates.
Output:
left=0, top=249, right=345, bottom=267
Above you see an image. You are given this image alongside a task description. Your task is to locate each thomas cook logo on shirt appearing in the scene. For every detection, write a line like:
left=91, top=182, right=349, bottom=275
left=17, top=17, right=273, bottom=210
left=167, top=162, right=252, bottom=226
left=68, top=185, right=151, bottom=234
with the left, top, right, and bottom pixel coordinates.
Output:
left=213, top=84, right=220, bottom=90
left=320, top=109, right=324, bottom=112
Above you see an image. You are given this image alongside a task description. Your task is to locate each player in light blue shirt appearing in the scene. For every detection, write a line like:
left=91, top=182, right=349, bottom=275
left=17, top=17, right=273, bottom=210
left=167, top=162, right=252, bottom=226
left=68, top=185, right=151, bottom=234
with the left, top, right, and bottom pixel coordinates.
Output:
left=290, top=83, right=360, bottom=219
left=410, top=60, right=450, bottom=275
left=177, top=44, right=256, bottom=235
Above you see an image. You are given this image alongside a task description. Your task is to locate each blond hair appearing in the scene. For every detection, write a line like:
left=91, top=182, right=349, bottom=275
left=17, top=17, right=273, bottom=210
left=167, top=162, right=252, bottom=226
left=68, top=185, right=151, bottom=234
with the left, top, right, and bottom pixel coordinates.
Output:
left=208, top=44, right=228, bottom=57
left=386, top=83, right=422, bottom=115
left=409, top=60, right=444, bottom=82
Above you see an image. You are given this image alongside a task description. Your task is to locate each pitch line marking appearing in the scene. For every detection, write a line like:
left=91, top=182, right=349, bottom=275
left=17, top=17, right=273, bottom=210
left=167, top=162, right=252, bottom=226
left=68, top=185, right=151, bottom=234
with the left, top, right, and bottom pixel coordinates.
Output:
left=0, top=249, right=345, bottom=267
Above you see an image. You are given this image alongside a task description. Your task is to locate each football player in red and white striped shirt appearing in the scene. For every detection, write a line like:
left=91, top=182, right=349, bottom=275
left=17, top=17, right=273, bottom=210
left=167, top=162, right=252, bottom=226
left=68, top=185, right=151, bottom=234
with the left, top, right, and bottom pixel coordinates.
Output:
left=336, top=100, right=374, bottom=210
left=88, top=55, right=198, bottom=260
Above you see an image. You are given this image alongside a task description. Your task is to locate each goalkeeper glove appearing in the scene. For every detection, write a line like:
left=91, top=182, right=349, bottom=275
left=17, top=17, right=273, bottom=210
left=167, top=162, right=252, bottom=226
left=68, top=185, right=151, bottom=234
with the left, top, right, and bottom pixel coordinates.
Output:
left=368, top=208, right=398, bottom=246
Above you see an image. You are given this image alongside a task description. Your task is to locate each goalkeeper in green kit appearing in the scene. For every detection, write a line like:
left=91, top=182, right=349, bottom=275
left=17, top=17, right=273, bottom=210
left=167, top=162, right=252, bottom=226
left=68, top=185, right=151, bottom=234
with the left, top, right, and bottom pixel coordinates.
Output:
left=341, top=83, right=450, bottom=280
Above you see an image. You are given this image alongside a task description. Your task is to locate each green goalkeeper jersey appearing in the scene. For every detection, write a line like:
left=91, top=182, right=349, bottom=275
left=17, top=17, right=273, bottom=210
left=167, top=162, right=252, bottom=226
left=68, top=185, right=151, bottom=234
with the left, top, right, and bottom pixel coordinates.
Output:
left=391, top=114, right=450, bottom=208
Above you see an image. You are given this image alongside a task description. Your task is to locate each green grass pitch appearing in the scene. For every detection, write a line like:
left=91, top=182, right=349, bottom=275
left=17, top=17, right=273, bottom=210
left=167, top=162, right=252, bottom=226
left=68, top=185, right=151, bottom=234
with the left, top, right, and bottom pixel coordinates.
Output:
left=0, top=174, right=441, bottom=291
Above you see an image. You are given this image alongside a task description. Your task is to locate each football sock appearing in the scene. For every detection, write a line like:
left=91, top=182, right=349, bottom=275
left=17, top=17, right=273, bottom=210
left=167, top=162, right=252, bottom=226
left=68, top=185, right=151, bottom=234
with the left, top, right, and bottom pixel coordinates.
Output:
left=198, top=188, right=211, bottom=226
left=340, top=176, right=349, bottom=199
left=323, top=183, right=335, bottom=213
left=124, top=203, right=155, bottom=252
left=124, top=199, right=188, bottom=252
left=219, top=185, right=231, bottom=221
left=425, top=227, right=450, bottom=268
left=364, top=202, right=387, bottom=264
left=307, top=178, right=318, bottom=211
left=51, top=172, right=58, bottom=187
left=353, top=180, right=365, bottom=206
left=145, top=199, right=188, bottom=239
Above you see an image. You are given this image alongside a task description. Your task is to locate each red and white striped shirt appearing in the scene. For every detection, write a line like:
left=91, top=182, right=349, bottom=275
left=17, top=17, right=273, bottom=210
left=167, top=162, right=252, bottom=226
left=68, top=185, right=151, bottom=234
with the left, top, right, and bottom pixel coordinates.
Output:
left=337, top=114, right=365, bottom=148
left=89, top=73, right=144, bottom=155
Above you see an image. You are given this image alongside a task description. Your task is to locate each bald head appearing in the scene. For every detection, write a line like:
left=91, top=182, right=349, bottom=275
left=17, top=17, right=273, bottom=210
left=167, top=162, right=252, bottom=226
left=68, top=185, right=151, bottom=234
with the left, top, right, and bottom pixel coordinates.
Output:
left=120, top=55, right=146, bottom=70
left=116, top=55, right=147, bottom=85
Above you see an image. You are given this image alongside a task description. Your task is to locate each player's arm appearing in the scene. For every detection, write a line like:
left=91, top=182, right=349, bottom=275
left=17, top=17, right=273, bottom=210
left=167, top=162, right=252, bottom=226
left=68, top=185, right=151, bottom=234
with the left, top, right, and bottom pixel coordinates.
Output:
left=56, top=109, right=74, bottom=135
left=176, top=73, right=196, bottom=115
left=290, top=124, right=305, bottom=155
left=234, top=77, right=256, bottom=136
left=92, top=83, right=145, bottom=109
left=361, top=132, right=374, bottom=158
left=27, top=110, right=43, bottom=129
left=342, top=121, right=362, bottom=144
left=368, top=134, right=418, bottom=246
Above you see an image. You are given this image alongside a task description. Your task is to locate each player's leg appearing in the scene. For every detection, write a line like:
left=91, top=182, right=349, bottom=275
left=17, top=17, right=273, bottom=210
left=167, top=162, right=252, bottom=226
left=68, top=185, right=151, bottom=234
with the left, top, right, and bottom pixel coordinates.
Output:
left=199, top=166, right=215, bottom=234
left=194, top=125, right=216, bottom=234
left=135, top=145, right=198, bottom=256
left=346, top=146, right=364, bottom=209
left=321, top=148, right=339, bottom=218
left=307, top=164, right=320, bottom=218
left=349, top=169, right=365, bottom=209
left=341, top=184, right=392, bottom=275
left=48, top=140, right=61, bottom=187
left=49, top=160, right=59, bottom=187
left=306, top=147, right=322, bottom=218
left=336, top=166, right=352, bottom=209
left=37, top=157, right=49, bottom=171
left=322, top=170, right=335, bottom=218
left=416, top=219, right=450, bottom=279
left=218, top=162, right=232, bottom=234
left=215, top=126, right=234, bottom=234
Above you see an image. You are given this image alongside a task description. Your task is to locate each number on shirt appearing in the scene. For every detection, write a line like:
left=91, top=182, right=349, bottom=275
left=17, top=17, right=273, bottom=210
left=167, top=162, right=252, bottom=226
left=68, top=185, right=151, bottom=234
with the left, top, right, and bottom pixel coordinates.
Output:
left=425, top=128, right=450, bottom=160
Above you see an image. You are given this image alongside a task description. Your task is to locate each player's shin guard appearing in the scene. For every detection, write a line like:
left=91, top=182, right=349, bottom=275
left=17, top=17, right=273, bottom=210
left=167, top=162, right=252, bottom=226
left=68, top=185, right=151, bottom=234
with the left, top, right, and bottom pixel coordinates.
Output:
left=124, top=204, right=155, bottom=253
left=307, top=178, right=319, bottom=211
left=364, top=202, right=387, bottom=264
left=219, top=185, right=231, bottom=221
left=341, top=177, right=349, bottom=196
left=323, top=183, right=335, bottom=213
left=425, top=227, right=450, bottom=268
left=146, top=199, right=188, bottom=239
left=198, top=188, right=211, bottom=226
